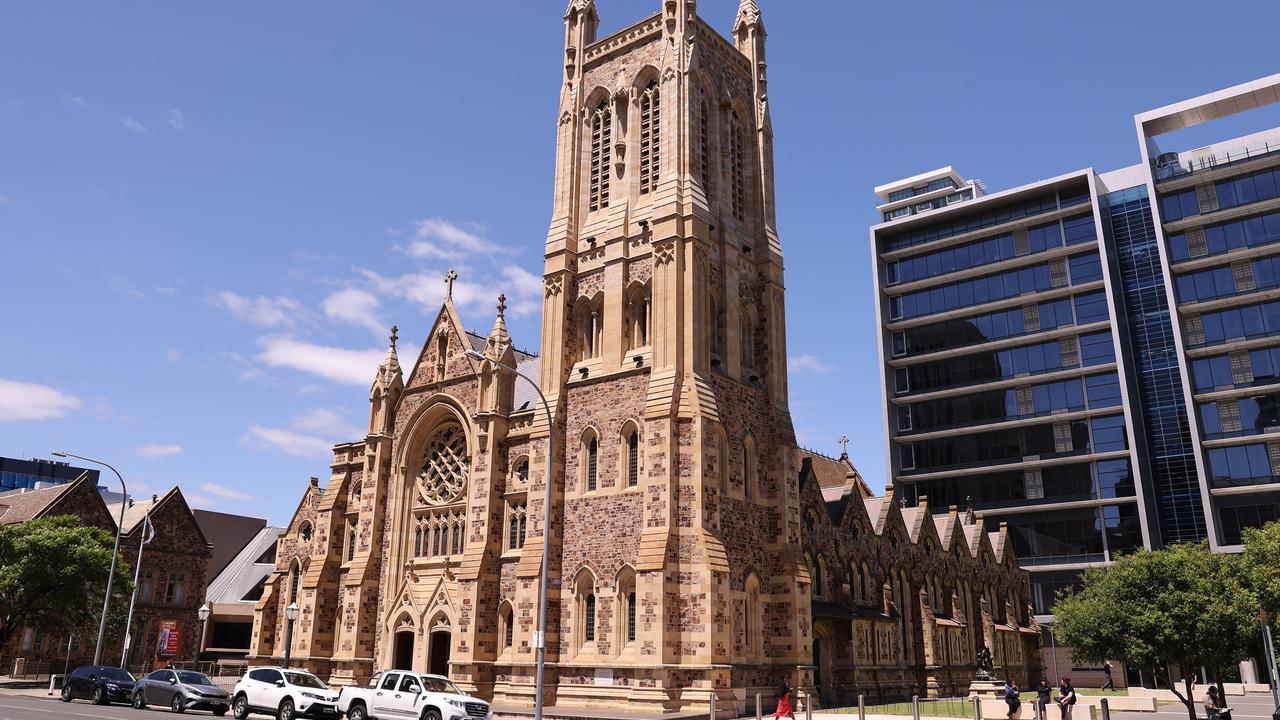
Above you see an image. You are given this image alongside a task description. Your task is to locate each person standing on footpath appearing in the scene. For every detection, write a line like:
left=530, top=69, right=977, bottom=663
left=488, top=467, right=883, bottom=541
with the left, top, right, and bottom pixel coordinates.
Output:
left=1102, top=662, right=1115, bottom=691
left=1057, top=678, right=1077, bottom=720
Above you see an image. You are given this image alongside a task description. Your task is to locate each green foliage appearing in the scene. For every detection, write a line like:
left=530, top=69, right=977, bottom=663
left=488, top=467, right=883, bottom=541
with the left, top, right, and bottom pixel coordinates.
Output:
left=1242, top=521, right=1280, bottom=629
left=1053, top=543, right=1257, bottom=717
left=0, top=515, right=134, bottom=649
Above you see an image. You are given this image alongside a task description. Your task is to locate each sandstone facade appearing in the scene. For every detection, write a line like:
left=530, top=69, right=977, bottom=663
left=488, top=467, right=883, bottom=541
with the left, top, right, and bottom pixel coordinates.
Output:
left=248, top=1, right=1040, bottom=712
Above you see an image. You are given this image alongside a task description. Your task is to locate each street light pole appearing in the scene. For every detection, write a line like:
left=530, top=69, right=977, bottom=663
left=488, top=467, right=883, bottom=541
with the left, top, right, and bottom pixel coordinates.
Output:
left=53, top=451, right=127, bottom=667
left=465, top=350, right=555, bottom=720
left=197, top=603, right=211, bottom=665
left=120, top=513, right=150, bottom=669
left=284, top=602, right=299, bottom=670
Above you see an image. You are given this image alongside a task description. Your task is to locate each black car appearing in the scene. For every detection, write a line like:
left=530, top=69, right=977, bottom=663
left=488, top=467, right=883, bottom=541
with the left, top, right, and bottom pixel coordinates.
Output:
left=60, top=665, right=136, bottom=705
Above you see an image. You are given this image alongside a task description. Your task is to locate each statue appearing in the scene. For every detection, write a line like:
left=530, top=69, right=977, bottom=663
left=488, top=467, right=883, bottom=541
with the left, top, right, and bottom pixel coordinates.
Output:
left=976, top=645, right=995, bottom=680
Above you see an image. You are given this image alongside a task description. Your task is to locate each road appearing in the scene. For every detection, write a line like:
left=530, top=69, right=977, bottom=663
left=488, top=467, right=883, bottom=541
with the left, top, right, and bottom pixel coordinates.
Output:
left=0, top=694, right=268, bottom=720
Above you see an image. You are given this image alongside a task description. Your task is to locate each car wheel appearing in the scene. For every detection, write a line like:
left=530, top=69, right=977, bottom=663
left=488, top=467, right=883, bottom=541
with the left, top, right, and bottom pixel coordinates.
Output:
left=60, top=684, right=72, bottom=702
left=424, top=708, right=443, bottom=720
left=348, top=702, right=367, bottom=720
left=233, top=694, right=250, bottom=720
left=277, top=697, right=295, bottom=720
left=171, top=694, right=186, bottom=714
left=134, top=691, right=148, bottom=710
left=92, top=687, right=107, bottom=705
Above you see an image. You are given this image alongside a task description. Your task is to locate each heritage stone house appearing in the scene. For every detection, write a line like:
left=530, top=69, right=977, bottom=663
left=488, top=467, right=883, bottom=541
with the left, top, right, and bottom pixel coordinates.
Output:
left=249, top=0, right=1041, bottom=712
left=0, top=474, right=212, bottom=673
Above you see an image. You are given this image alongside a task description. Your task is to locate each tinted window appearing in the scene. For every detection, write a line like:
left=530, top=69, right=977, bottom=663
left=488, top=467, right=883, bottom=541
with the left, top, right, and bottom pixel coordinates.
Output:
left=381, top=673, right=400, bottom=691
left=1073, top=292, right=1109, bottom=324
left=1160, top=188, right=1199, bottom=222
left=285, top=672, right=326, bottom=689
left=1079, top=332, right=1115, bottom=366
left=400, top=675, right=422, bottom=693
left=97, top=667, right=134, bottom=682
left=148, top=670, right=172, bottom=681
left=177, top=672, right=212, bottom=685
left=1063, top=215, right=1097, bottom=245
left=1068, top=253, right=1103, bottom=284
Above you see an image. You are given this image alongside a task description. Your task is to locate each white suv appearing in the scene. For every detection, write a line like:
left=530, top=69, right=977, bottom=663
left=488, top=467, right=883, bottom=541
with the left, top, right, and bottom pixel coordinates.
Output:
left=232, top=667, right=340, bottom=720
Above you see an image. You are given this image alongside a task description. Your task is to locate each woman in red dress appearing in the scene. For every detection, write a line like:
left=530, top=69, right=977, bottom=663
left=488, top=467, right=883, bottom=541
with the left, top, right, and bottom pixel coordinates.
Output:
left=774, top=678, right=795, bottom=720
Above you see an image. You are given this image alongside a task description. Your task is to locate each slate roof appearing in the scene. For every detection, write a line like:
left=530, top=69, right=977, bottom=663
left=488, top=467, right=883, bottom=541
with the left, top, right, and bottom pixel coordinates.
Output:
left=0, top=482, right=76, bottom=525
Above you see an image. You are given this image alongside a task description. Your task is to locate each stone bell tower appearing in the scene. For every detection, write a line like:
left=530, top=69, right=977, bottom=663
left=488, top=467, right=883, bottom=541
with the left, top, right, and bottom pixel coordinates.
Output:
left=534, top=0, right=811, bottom=711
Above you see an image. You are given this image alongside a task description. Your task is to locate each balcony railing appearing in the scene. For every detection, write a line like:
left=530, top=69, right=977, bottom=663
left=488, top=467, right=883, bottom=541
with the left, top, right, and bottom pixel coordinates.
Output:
left=1155, top=136, right=1280, bottom=182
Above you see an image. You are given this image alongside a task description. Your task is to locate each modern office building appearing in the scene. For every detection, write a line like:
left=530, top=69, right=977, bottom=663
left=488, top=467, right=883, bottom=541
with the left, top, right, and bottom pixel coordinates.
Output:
left=0, top=456, right=100, bottom=493
left=871, top=74, right=1280, bottom=618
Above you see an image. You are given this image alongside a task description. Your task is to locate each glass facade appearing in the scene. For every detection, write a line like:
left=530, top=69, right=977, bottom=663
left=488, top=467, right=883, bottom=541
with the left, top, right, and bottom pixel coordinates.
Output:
left=0, top=458, right=99, bottom=493
left=1103, top=185, right=1207, bottom=544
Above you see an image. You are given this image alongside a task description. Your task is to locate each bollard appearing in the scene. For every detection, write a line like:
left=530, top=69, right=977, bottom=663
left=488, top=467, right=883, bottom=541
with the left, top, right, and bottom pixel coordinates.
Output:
left=1099, top=698, right=1110, bottom=720
left=48, top=675, right=56, bottom=696
left=756, top=693, right=763, bottom=720
left=858, top=694, right=867, bottom=720
left=805, top=692, right=813, bottom=720
left=710, top=691, right=717, bottom=720
left=913, top=695, right=921, bottom=720
left=973, top=695, right=983, bottom=720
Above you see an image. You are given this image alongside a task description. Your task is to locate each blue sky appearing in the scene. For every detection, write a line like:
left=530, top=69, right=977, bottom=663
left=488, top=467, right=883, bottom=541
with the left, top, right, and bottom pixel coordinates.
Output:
left=1, top=1, right=1276, bottom=524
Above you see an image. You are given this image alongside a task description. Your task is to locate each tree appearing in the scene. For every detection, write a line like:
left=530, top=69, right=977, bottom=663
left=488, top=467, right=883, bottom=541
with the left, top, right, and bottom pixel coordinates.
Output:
left=0, top=515, right=134, bottom=653
left=1242, top=521, right=1280, bottom=630
left=1053, top=543, right=1257, bottom=720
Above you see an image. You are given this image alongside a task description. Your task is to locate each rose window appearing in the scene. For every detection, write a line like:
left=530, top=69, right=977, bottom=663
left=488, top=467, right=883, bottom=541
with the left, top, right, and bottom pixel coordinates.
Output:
left=418, top=423, right=468, bottom=505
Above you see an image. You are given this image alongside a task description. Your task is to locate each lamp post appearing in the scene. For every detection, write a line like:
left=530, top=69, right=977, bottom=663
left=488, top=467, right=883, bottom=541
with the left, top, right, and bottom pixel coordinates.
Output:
left=197, top=603, right=211, bottom=664
left=52, top=450, right=127, bottom=667
left=465, top=349, right=555, bottom=720
left=283, top=602, right=299, bottom=670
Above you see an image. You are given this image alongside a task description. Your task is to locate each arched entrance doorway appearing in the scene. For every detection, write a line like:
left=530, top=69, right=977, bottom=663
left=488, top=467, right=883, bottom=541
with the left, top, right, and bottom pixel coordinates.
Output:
left=812, top=619, right=838, bottom=706
left=393, top=631, right=415, bottom=671
left=428, top=630, right=451, bottom=677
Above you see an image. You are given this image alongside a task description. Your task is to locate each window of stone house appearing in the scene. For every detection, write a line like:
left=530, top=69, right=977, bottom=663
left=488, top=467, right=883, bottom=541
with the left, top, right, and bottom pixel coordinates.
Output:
left=165, top=573, right=186, bottom=606
left=502, top=605, right=514, bottom=649
left=507, top=502, right=527, bottom=551
left=584, top=593, right=596, bottom=643
left=140, top=569, right=155, bottom=603
left=731, top=112, right=745, bottom=221
left=625, top=428, right=640, bottom=487
left=516, top=458, right=529, bottom=485
left=299, top=522, right=313, bottom=543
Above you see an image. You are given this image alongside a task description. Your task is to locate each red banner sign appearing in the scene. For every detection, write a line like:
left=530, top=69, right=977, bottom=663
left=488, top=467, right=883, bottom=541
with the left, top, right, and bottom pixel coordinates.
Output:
left=157, top=620, right=181, bottom=657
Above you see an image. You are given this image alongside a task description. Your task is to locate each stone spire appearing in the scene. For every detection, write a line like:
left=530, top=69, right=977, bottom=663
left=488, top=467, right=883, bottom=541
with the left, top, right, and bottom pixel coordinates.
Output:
left=733, top=0, right=763, bottom=37
left=377, top=325, right=402, bottom=383
left=485, top=294, right=513, bottom=361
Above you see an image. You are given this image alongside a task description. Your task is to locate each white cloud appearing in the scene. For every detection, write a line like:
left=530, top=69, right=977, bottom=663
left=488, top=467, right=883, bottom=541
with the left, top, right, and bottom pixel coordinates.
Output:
left=165, top=346, right=183, bottom=363
left=109, top=275, right=146, bottom=299
left=137, top=443, right=183, bottom=458
left=322, top=288, right=385, bottom=335
left=119, top=116, right=148, bottom=134
left=399, top=218, right=503, bottom=262
left=212, top=291, right=306, bottom=328
left=154, top=286, right=178, bottom=297
left=199, top=482, right=254, bottom=502
left=64, top=94, right=91, bottom=109
left=167, top=109, right=185, bottom=130
left=184, top=494, right=218, bottom=509
left=0, top=378, right=84, bottom=421
left=790, top=354, right=833, bottom=374
left=0, top=195, right=11, bottom=206
left=256, top=337, right=382, bottom=385
left=242, top=424, right=334, bottom=458
left=359, top=265, right=541, bottom=319
left=290, top=408, right=362, bottom=439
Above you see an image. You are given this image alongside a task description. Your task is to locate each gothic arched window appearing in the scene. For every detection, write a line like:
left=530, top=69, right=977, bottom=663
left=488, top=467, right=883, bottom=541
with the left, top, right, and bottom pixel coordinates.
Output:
left=741, top=304, right=757, bottom=371
left=745, top=574, right=761, bottom=658
left=587, top=437, right=599, bottom=491
left=742, top=435, right=757, bottom=499
left=627, top=283, right=650, bottom=349
left=418, top=422, right=468, bottom=505
left=590, top=101, right=612, bottom=212
left=624, top=425, right=640, bottom=488
left=699, top=98, right=712, bottom=198
left=640, top=80, right=660, bottom=195
left=288, top=562, right=301, bottom=604
left=501, top=604, right=514, bottom=650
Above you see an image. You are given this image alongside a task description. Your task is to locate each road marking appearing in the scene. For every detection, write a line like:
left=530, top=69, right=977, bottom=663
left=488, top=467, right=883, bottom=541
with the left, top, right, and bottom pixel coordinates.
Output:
left=0, top=700, right=135, bottom=719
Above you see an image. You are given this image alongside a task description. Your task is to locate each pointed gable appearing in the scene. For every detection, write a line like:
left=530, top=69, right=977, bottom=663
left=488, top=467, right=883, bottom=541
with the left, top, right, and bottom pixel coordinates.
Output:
left=406, top=290, right=480, bottom=391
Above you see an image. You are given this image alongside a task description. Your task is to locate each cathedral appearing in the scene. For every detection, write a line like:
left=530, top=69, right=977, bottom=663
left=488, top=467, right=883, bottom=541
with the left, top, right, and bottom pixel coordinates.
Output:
left=248, top=1, right=1040, bottom=713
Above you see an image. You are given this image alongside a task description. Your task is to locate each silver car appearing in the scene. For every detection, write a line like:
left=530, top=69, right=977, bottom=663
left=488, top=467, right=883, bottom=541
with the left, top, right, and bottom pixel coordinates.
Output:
left=132, top=668, right=231, bottom=715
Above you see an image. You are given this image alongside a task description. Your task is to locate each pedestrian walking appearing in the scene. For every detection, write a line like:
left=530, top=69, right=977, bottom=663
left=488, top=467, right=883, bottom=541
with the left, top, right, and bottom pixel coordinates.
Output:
left=1203, top=686, right=1230, bottom=720
left=1004, top=679, right=1021, bottom=720
left=1057, top=678, right=1077, bottom=720
left=773, top=677, right=795, bottom=720
left=1101, top=662, right=1115, bottom=691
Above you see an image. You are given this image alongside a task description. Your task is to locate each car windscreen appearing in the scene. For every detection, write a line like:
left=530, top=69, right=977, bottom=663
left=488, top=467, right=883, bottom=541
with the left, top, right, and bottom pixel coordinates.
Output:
left=285, top=672, right=328, bottom=689
left=98, top=668, right=134, bottom=682
left=177, top=672, right=213, bottom=685
left=424, top=677, right=464, bottom=695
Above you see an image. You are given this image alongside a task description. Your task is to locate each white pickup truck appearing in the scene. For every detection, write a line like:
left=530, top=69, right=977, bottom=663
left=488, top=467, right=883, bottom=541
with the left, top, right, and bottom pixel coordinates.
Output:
left=336, top=671, right=491, bottom=720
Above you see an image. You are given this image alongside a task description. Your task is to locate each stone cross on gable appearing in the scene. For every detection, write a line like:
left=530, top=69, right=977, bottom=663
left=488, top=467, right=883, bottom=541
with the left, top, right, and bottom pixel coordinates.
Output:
left=497, top=293, right=507, bottom=318
left=390, top=325, right=399, bottom=349
left=837, top=435, right=849, bottom=458
left=444, top=269, right=458, bottom=300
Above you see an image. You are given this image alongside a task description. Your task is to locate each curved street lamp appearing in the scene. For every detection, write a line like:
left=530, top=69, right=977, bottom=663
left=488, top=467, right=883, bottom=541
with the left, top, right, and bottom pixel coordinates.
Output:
left=464, top=349, right=555, bottom=720
left=52, top=450, right=127, bottom=667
